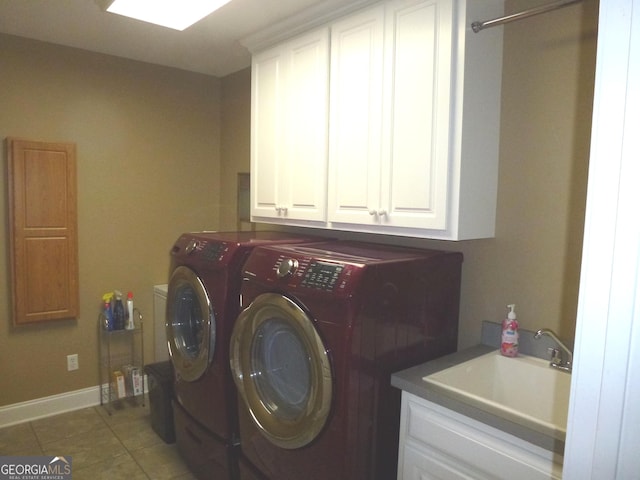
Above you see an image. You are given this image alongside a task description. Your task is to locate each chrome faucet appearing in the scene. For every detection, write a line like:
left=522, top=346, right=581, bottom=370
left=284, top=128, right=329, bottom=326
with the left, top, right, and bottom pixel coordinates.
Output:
left=534, top=328, right=573, bottom=373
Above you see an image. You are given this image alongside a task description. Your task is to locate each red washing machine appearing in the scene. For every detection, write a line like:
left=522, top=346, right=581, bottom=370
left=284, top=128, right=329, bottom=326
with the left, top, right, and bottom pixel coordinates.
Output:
left=229, top=241, right=463, bottom=480
left=165, top=231, right=326, bottom=480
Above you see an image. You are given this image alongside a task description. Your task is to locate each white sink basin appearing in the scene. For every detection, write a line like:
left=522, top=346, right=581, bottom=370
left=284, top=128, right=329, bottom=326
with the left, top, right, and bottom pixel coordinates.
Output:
left=423, top=351, right=570, bottom=440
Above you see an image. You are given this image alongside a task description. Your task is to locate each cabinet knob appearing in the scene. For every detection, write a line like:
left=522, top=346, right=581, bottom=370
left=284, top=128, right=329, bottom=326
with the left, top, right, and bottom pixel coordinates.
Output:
left=378, top=209, right=387, bottom=217
left=369, top=209, right=377, bottom=216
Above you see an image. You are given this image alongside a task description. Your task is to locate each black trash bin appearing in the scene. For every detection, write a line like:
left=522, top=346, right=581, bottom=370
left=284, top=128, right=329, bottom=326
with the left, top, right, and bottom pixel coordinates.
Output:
left=144, top=361, right=176, bottom=443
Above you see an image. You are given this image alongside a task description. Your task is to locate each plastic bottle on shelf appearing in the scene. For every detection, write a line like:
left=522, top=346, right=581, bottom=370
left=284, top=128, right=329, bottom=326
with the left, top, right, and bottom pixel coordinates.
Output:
left=113, top=290, right=126, bottom=330
left=126, top=291, right=135, bottom=330
left=102, top=292, right=114, bottom=330
left=501, top=304, right=519, bottom=357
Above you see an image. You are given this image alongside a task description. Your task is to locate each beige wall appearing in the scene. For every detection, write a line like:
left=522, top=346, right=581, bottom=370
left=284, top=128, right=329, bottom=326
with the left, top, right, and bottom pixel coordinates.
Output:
left=0, top=34, right=223, bottom=406
left=219, top=68, right=252, bottom=231
left=0, top=0, right=598, bottom=408
left=453, top=0, right=597, bottom=346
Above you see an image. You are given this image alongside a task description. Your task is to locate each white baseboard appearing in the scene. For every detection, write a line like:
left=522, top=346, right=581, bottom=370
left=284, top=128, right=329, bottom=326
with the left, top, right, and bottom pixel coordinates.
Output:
left=0, top=377, right=149, bottom=428
left=0, top=386, right=101, bottom=428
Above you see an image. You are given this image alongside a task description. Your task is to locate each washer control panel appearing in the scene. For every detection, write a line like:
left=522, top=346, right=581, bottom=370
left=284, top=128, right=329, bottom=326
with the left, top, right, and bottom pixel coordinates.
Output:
left=300, top=261, right=344, bottom=291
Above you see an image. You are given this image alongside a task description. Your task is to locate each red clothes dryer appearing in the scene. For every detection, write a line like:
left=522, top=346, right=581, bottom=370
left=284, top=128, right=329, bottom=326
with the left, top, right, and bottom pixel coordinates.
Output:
left=165, top=231, right=326, bottom=479
left=229, top=241, right=463, bottom=480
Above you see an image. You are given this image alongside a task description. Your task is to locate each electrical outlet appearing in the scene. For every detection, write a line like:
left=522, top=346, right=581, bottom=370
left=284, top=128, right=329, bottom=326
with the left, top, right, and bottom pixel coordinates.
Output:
left=67, top=354, right=79, bottom=371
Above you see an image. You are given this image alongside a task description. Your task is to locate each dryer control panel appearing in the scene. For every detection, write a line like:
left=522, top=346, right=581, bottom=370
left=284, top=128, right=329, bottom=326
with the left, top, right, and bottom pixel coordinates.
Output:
left=200, top=242, right=230, bottom=263
left=172, top=235, right=232, bottom=265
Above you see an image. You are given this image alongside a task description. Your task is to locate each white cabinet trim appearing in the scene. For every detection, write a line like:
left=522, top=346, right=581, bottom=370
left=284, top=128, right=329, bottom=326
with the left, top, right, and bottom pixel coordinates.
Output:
left=398, top=392, right=563, bottom=480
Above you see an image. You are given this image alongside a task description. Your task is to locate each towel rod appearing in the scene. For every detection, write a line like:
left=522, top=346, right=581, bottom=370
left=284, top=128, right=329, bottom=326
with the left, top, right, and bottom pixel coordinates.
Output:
left=471, top=0, right=583, bottom=33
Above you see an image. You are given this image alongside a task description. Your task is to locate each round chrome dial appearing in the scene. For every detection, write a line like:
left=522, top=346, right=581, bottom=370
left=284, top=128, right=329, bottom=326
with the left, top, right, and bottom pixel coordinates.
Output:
left=185, top=239, right=199, bottom=255
left=277, top=258, right=299, bottom=278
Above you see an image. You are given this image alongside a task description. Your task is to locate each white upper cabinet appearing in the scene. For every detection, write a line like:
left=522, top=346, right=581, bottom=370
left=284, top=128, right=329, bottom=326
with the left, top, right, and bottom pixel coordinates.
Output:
left=327, top=5, right=385, bottom=226
left=251, top=28, right=330, bottom=224
left=329, top=0, right=454, bottom=232
left=249, top=0, right=503, bottom=240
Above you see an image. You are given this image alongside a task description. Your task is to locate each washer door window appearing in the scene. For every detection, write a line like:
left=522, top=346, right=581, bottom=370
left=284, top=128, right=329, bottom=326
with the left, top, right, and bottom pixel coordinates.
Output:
left=230, top=293, right=332, bottom=449
left=166, top=266, right=215, bottom=382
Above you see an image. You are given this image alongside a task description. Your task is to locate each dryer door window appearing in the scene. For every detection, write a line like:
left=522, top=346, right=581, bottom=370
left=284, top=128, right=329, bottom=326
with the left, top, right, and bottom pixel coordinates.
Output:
left=230, top=293, right=332, bottom=449
left=166, top=266, right=216, bottom=382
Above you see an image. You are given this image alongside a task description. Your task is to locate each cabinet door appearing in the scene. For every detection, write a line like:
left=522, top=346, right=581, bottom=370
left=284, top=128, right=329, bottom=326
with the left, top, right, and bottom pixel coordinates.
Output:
left=251, top=29, right=329, bottom=223
left=328, top=0, right=453, bottom=230
left=328, top=5, right=385, bottom=225
left=402, top=444, right=482, bottom=480
left=251, top=46, right=285, bottom=220
left=7, top=138, right=79, bottom=325
left=398, top=392, right=563, bottom=480
left=381, top=0, right=454, bottom=230
left=284, top=29, right=330, bottom=222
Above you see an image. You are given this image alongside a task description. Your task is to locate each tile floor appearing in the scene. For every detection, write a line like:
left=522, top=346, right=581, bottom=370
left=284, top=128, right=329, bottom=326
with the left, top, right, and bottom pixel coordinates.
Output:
left=0, top=401, right=196, bottom=480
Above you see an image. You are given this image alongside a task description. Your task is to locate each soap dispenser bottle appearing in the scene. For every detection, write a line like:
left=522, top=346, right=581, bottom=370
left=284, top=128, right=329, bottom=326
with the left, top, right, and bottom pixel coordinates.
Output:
left=501, top=304, right=519, bottom=357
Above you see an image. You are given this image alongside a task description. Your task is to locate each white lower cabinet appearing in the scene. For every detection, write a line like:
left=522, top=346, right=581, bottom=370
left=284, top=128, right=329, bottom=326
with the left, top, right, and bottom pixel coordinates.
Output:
left=398, top=392, right=563, bottom=480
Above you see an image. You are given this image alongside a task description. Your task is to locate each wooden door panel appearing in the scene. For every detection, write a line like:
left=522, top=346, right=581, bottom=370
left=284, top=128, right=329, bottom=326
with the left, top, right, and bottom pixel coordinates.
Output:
left=7, top=138, right=79, bottom=325
left=23, top=150, right=70, bottom=227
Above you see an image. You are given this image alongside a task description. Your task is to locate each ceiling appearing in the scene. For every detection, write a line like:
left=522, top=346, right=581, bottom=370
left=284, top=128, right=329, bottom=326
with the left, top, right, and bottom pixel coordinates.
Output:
left=0, top=0, right=338, bottom=77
